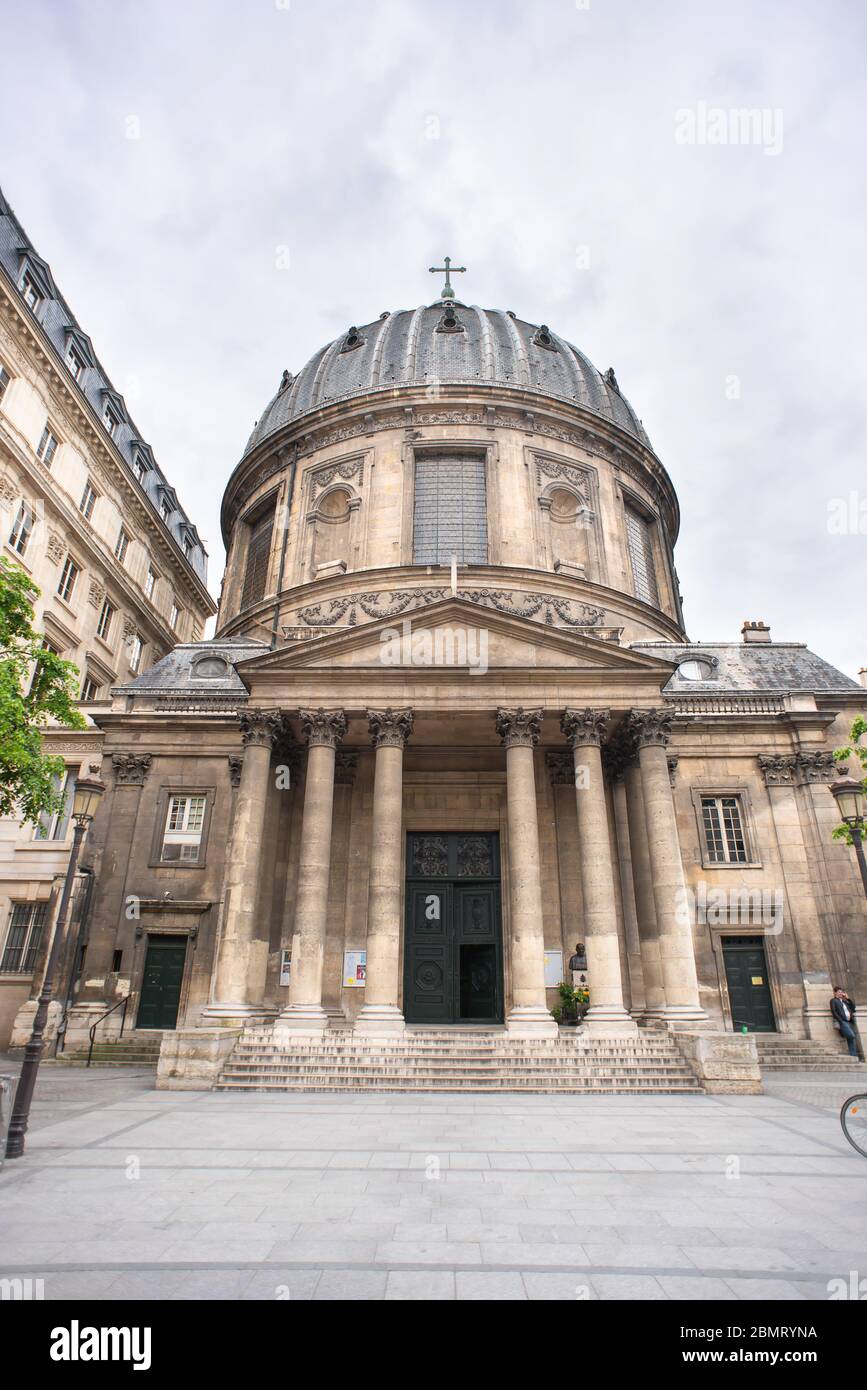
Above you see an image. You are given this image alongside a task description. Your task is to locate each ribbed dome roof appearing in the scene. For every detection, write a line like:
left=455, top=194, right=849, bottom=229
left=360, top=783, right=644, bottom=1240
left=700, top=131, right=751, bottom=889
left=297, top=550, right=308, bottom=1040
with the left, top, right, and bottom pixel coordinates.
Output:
left=243, top=304, right=652, bottom=456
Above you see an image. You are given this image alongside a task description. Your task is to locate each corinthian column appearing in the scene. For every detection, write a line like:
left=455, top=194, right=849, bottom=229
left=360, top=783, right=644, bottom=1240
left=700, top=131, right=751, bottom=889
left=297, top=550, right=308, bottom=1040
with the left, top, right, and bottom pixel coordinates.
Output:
left=561, top=710, right=635, bottom=1034
left=278, top=708, right=346, bottom=1034
left=205, top=709, right=284, bottom=1023
left=624, top=760, right=667, bottom=1018
left=355, top=708, right=414, bottom=1034
left=629, top=709, right=707, bottom=1026
left=497, top=708, right=557, bottom=1036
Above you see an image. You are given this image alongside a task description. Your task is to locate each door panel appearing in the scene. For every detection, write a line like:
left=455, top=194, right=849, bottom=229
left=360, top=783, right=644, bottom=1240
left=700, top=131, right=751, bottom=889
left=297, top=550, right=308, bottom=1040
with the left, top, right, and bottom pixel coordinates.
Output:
left=137, top=938, right=186, bottom=1030
left=722, top=936, right=776, bottom=1033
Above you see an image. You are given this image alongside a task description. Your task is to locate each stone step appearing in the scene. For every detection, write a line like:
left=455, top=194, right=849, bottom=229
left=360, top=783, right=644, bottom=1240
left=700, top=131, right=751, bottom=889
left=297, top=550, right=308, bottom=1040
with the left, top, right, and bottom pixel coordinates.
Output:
left=217, top=1079, right=703, bottom=1093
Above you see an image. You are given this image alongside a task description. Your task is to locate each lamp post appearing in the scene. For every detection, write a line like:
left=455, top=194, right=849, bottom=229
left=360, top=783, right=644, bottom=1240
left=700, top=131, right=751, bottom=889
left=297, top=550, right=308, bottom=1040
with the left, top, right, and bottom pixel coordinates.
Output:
left=830, top=777, right=867, bottom=898
left=5, top=774, right=104, bottom=1159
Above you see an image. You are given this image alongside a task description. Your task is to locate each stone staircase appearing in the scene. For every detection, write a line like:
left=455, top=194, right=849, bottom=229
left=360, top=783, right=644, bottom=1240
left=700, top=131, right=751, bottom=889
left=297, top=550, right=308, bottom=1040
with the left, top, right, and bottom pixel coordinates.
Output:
left=57, top=1034, right=163, bottom=1067
left=754, top=1035, right=864, bottom=1072
left=216, top=1027, right=705, bottom=1094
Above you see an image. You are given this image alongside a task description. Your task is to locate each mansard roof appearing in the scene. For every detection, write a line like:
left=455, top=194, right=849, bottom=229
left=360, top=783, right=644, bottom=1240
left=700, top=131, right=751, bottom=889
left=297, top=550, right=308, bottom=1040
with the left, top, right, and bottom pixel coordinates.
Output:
left=633, top=641, right=861, bottom=694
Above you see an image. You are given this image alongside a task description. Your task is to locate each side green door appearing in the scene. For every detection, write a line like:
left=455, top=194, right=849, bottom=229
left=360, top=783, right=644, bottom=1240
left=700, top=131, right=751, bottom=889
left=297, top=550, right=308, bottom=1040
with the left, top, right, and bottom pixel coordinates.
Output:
left=137, top=937, right=187, bottom=1030
left=722, top=936, right=776, bottom=1033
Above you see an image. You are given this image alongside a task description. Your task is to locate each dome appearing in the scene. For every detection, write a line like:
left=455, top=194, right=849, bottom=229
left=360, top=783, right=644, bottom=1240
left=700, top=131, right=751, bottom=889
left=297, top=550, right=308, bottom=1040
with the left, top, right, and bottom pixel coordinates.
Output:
left=243, top=303, right=652, bottom=457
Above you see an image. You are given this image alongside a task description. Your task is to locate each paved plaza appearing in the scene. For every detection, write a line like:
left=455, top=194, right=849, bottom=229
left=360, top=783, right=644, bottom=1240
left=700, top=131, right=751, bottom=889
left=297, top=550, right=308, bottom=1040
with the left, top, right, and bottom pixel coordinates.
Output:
left=1, top=1060, right=866, bottom=1301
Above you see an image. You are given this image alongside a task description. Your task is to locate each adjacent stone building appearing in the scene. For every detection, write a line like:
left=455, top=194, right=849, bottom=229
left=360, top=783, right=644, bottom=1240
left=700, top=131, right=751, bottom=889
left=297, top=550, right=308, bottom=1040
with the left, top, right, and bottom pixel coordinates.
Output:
left=19, top=284, right=865, bottom=1080
left=0, top=189, right=216, bottom=1047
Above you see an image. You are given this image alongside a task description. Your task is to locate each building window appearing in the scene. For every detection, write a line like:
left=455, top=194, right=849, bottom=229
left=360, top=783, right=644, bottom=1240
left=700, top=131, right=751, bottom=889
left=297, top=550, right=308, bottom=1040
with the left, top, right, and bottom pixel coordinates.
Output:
left=57, top=555, right=80, bottom=603
left=81, top=673, right=99, bottom=702
left=65, top=343, right=84, bottom=381
left=20, top=271, right=42, bottom=312
left=160, top=794, right=207, bottom=862
left=624, top=505, right=659, bottom=607
left=160, top=498, right=172, bottom=525
left=241, top=505, right=275, bottom=608
left=1, top=902, right=49, bottom=972
left=144, top=566, right=157, bottom=599
left=128, top=634, right=143, bottom=672
left=37, top=425, right=59, bottom=466
left=115, top=528, right=129, bottom=564
left=169, top=601, right=180, bottom=631
left=183, top=536, right=193, bottom=559
left=35, top=770, right=76, bottom=842
left=96, top=597, right=114, bottom=641
left=412, top=453, right=488, bottom=565
left=701, top=796, right=749, bottom=864
left=8, top=503, right=33, bottom=557
left=0, top=364, right=11, bottom=404
left=102, top=403, right=119, bottom=438
left=133, top=455, right=147, bottom=483
left=80, top=480, right=98, bottom=520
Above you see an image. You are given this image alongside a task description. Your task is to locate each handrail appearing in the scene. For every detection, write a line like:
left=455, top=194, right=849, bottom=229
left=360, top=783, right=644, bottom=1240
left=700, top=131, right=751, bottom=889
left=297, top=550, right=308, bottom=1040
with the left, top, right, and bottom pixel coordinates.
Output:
left=86, top=994, right=133, bottom=1068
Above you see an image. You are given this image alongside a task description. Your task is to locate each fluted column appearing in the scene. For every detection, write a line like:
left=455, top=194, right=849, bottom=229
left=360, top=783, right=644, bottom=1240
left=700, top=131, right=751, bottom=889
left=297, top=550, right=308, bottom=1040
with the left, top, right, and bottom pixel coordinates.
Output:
left=629, top=709, right=707, bottom=1026
left=562, top=710, right=635, bottom=1034
left=624, top=760, right=667, bottom=1018
left=278, top=708, right=346, bottom=1033
left=497, top=708, right=557, bottom=1036
left=205, top=709, right=284, bottom=1023
left=355, top=708, right=414, bottom=1034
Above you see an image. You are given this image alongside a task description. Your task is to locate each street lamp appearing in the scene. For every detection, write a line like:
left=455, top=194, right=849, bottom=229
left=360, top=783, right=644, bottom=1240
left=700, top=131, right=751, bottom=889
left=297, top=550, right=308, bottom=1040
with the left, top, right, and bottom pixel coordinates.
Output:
left=5, top=773, right=105, bottom=1159
left=830, top=777, right=867, bottom=898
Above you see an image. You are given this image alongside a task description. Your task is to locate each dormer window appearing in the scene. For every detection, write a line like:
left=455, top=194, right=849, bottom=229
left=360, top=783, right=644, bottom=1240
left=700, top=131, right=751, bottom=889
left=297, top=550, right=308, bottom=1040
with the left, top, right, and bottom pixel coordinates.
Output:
left=183, top=536, right=193, bottom=560
left=65, top=343, right=84, bottom=381
left=160, top=498, right=172, bottom=526
left=37, top=426, right=59, bottom=466
left=20, top=271, right=42, bottom=312
left=102, top=403, right=120, bottom=438
left=132, top=454, right=148, bottom=484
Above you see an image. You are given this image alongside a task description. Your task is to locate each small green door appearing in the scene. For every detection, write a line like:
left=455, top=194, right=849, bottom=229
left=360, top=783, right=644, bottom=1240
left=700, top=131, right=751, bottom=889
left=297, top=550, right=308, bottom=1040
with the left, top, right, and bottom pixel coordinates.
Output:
left=137, top=937, right=186, bottom=1030
left=722, top=935, right=776, bottom=1033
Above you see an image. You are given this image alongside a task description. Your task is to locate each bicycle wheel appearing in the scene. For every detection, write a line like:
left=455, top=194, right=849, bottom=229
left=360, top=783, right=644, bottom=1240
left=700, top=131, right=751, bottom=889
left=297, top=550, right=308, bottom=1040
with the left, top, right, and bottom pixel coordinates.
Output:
left=840, top=1095, right=867, bottom=1158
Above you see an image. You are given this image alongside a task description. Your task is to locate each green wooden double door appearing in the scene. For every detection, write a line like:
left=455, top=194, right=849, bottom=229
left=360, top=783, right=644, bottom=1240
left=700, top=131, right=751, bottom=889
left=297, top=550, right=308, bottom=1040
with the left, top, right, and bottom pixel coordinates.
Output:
left=404, top=832, right=503, bottom=1025
left=722, top=935, right=776, bottom=1033
left=137, top=936, right=187, bottom=1030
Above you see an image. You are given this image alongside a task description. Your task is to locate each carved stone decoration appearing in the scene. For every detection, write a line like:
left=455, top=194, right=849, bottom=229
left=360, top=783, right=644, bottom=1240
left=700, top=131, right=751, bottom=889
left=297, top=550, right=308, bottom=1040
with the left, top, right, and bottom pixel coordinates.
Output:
left=228, top=755, right=244, bottom=788
left=796, top=751, right=841, bottom=785
left=46, top=532, right=65, bottom=564
left=112, top=752, right=152, bottom=787
left=667, top=756, right=679, bottom=786
left=88, top=578, right=106, bottom=609
left=299, top=707, right=347, bottom=748
left=368, top=707, right=414, bottom=750
left=238, top=707, right=284, bottom=748
left=312, top=458, right=364, bottom=493
left=601, top=740, right=630, bottom=782
left=295, top=587, right=606, bottom=630
left=628, top=708, right=674, bottom=748
left=496, top=706, right=544, bottom=748
left=335, top=751, right=359, bottom=785
left=561, top=708, right=610, bottom=749
left=535, top=458, right=592, bottom=504
left=122, top=615, right=137, bottom=641
left=545, top=751, right=574, bottom=785
left=757, top=754, right=798, bottom=787
left=0, top=474, right=16, bottom=506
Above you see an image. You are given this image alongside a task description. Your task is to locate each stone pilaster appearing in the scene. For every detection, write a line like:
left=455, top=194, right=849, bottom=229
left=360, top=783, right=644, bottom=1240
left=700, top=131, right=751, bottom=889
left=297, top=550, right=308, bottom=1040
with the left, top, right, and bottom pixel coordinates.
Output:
left=610, top=771, right=647, bottom=1018
left=624, top=761, right=667, bottom=1019
left=277, top=708, right=346, bottom=1033
left=629, top=709, right=708, bottom=1027
left=497, top=708, right=557, bottom=1036
left=355, top=709, right=414, bottom=1034
left=562, top=710, right=635, bottom=1033
left=204, top=708, right=285, bottom=1024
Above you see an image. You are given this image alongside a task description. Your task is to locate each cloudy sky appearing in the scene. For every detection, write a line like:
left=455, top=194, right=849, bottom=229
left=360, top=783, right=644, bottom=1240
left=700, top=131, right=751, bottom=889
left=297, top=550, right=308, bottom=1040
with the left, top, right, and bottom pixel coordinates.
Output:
left=2, top=0, right=865, bottom=675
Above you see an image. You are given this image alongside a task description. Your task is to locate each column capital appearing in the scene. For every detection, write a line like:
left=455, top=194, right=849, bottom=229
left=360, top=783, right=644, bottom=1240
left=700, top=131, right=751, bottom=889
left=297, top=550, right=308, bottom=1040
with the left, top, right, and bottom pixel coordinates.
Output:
left=497, top=706, right=544, bottom=748
left=561, top=707, right=610, bottom=748
left=628, top=708, right=673, bottom=748
left=238, top=707, right=285, bottom=748
left=757, top=753, right=798, bottom=786
left=796, top=750, right=842, bottom=785
left=112, top=752, right=152, bottom=787
left=545, top=751, right=574, bottom=785
left=367, top=707, right=414, bottom=750
left=299, top=708, right=347, bottom=748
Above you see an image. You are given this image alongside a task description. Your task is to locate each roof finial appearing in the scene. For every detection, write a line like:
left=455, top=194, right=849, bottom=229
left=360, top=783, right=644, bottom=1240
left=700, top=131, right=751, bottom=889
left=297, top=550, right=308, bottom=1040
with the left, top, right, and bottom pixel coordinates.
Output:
left=429, top=254, right=466, bottom=302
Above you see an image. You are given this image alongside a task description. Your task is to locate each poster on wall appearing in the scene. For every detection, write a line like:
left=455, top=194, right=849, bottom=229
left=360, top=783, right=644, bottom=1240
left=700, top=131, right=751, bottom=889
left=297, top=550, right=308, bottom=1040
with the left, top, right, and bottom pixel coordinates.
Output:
left=544, top=951, right=563, bottom=987
left=343, top=950, right=366, bottom=987
left=279, top=950, right=291, bottom=986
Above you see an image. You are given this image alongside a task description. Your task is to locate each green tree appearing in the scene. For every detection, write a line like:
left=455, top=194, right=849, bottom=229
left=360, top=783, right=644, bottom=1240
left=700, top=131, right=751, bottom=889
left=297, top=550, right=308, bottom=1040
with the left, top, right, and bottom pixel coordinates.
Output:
left=833, top=714, right=867, bottom=845
left=0, top=555, right=86, bottom=825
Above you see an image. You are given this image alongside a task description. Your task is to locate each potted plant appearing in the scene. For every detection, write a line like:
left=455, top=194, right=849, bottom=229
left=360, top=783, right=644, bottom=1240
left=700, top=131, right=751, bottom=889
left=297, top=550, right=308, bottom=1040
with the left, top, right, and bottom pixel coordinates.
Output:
left=551, top=982, right=589, bottom=1026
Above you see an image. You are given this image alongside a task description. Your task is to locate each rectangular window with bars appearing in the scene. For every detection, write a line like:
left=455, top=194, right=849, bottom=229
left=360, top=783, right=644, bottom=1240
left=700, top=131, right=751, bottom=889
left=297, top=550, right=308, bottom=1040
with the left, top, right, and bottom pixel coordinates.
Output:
left=241, top=505, right=275, bottom=608
left=413, top=454, right=488, bottom=565
left=1, top=902, right=49, bottom=973
left=701, top=795, right=749, bottom=864
left=624, top=505, right=659, bottom=606
left=161, top=794, right=207, bottom=862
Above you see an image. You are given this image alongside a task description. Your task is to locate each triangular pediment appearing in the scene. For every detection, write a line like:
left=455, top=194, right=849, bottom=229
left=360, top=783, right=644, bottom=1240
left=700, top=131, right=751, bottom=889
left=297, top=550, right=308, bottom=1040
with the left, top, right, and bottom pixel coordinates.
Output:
left=235, top=596, right=677, bottom=680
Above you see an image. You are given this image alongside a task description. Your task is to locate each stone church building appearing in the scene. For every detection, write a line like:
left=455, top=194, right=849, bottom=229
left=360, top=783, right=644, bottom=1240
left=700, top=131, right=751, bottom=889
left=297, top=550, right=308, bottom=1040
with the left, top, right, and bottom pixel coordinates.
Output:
left=25, top=282, right=866, bottom=1088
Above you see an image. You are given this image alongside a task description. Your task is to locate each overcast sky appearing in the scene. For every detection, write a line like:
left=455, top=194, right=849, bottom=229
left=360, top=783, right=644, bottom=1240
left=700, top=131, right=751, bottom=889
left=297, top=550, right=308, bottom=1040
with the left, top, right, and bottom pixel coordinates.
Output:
left=3, top=0, right=865, bottom=676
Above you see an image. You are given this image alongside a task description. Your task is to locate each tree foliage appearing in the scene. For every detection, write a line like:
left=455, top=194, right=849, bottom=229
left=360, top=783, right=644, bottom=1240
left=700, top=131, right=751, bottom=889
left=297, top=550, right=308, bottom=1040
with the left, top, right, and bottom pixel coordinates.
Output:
left=832, top=715, right=867, bottom=845
left=0, top=555, right=86, bottom=824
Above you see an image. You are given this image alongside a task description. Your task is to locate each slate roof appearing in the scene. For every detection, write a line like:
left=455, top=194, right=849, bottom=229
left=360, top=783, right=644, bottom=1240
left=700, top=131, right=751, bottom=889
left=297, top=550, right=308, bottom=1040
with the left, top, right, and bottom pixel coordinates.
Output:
left=243, top=304, right=651, bottom=457
left=632, top=642, right=862, bottom=694
left=116, top=638, right=268, bottom=695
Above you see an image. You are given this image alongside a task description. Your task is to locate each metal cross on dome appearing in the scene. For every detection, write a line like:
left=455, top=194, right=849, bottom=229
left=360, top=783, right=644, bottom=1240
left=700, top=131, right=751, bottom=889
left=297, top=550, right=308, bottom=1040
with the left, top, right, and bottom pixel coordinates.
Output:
left=429, top=255, right=466, bottom=302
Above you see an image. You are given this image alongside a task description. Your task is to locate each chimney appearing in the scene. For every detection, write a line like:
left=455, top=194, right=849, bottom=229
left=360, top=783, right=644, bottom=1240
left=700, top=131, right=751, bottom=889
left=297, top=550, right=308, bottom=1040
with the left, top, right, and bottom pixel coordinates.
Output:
left=859, top=667, right=867, bottom=689
left=741, top=620, right=771, bottom=644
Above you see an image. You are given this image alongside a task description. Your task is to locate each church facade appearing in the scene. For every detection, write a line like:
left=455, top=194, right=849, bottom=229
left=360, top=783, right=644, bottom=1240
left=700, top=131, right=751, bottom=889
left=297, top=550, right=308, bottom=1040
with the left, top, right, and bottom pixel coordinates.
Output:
left=23, top=289, right=866, bottom=1077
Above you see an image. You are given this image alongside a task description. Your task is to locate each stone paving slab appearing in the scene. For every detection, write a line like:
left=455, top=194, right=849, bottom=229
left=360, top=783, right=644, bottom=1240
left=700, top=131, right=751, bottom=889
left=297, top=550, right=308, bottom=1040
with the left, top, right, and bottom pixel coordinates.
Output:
left=0, top=1061, right=866, bottom=1300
